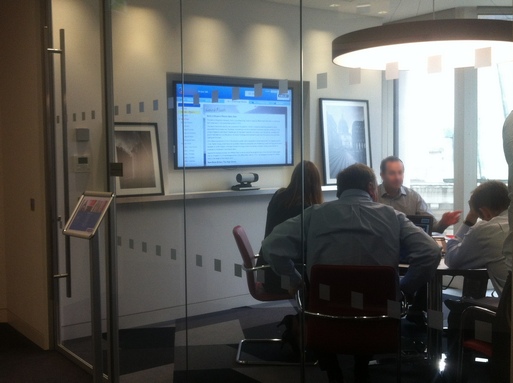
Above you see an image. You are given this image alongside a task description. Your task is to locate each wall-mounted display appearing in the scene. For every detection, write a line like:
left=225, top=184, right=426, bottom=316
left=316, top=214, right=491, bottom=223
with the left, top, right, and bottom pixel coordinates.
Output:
left=114, top=122, right=164, bottom=196
left=320, top=98, right=371, bottom=185
left=168, top=73, right=305, bottom=169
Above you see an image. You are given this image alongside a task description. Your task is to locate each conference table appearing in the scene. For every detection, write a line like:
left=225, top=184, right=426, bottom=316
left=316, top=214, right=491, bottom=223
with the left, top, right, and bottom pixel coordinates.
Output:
left=400, top=260, right=489, bottom=363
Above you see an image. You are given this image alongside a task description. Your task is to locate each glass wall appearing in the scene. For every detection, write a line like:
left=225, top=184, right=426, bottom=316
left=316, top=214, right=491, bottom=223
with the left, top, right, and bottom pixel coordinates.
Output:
left=47, top=1, right=512, bottom=382
left=109, top=1, right=385, bottom=382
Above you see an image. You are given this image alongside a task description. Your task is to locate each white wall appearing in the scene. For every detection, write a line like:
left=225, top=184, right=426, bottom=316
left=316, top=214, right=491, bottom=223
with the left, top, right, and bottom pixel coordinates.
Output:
left=0, top=0, right=51, bottom=349
left=111, top=0, right=384, bottom=193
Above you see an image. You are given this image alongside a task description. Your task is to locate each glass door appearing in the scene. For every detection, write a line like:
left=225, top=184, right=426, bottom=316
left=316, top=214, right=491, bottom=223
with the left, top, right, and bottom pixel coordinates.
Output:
left=46, top=0, right=111, bottom=379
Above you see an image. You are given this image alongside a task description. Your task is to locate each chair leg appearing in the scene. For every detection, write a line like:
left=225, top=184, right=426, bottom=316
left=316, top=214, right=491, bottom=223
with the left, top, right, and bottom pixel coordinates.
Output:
left=397, top=325, right=401, bottom=383
left=396, top=348, right=401, bottom=383
left=456, top=348, right=472, bottom=383
left=456, top=348, right=463, bottom=383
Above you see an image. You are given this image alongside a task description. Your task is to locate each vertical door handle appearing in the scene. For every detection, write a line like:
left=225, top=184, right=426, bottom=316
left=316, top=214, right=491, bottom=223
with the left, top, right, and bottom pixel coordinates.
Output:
left=48, top=29, right=72, bottom=298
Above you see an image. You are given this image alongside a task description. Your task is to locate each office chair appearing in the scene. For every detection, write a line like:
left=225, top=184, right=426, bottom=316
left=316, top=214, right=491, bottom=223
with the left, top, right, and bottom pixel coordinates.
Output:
left=302, top=264, right=402, bottom=383
left=456, top=272, right=511, bottom=383
left=232, top=225, right=296, bottom=364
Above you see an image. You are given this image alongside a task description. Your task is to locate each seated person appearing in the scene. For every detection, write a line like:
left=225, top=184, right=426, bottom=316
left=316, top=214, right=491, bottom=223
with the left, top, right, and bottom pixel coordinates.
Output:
left=378, top=155, right=462, bottom=325
left=444, top=180, right=510, bottom=293
left=378, top=156, right=461, bottom=233
left=257, top=160, right=323, bottom=293
left=262, top=163, right=441, bottom=383
left=443, top=180, right=510, bottom=378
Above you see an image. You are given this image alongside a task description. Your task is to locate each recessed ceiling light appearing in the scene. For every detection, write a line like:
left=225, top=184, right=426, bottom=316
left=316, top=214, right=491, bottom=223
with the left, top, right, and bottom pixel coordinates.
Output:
left=378, top=10, right=388, bottom=14
left=329, top=3, right=341, bottom=7
left=356, top=3, right=371, bottom=8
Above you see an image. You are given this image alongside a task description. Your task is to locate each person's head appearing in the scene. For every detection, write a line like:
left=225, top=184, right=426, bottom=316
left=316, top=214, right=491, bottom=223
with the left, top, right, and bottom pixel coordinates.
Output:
left=285, top=160, right=323, bottom=207
left=380, top=156, right=404, bottom=191
left=469, top=180, right=510, bottom=221
left=336, top=163, right=377, bottom=200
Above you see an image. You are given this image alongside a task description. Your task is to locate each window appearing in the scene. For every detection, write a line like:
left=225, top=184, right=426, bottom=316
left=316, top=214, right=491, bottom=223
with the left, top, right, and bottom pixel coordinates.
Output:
left=477, top=62, right=513, bottom=182
left=397, top=70, right=455, bottom=222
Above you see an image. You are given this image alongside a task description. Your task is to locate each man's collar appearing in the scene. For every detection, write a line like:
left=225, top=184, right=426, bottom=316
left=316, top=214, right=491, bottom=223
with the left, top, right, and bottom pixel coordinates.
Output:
left=378, top=183, right=407, bottom=198
left=338, top=189, right=373, bottom=200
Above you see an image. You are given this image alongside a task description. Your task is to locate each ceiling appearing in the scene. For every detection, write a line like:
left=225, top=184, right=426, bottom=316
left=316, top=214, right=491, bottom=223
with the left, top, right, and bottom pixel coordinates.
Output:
left=261, top=0, right=512, bottom=23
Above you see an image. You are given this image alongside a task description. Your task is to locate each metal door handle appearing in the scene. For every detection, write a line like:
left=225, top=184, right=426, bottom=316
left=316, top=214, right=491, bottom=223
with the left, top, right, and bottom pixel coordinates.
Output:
left=48, top=29, right=71, bottom=298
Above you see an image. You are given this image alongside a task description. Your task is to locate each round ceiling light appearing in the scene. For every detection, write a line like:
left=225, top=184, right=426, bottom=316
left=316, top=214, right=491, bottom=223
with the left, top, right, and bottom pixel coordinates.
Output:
left=333, top=19, right=513, bottom=70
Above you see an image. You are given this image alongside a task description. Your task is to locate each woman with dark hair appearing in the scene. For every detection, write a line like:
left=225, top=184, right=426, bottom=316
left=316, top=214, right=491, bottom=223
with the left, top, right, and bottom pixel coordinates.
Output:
left=258, top=160, right=323, bottom=293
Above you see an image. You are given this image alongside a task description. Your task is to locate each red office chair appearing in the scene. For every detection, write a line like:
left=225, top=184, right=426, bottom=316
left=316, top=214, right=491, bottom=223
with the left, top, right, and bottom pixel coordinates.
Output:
left=233, top=225, right=291, bottom=302
left=232, top=225, right=295, bottom=364
left=303, top=264, right=402, bottom=383
left=456, top=272, right=511, bottom=383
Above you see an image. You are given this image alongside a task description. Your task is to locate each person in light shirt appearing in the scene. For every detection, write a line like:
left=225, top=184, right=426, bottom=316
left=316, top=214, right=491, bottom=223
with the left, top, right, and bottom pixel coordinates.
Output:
left=378, top=156, right=462, bottom=234
left=443, top=180, right=509, bottom=380
left=377, top=155, right=462, bottom=325
left=444, top=180, right=509, bottom=293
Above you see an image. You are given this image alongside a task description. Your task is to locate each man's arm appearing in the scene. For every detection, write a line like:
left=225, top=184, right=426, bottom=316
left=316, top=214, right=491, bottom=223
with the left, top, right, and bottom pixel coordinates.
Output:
left=261, top=213, right=306, bottom=292
left=445, top=208, right=482, bottom=269
left=414, top=193, right=442, bottom=230
left=398, top=213, right=441, bottom=296
left=415, top=191, right=461, bottom=233
left=445, top=224, right=486, bottom=269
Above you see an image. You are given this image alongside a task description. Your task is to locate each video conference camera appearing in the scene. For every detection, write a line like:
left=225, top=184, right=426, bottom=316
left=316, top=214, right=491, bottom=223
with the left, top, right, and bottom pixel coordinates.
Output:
left=231, top=173, right=260, bottom=191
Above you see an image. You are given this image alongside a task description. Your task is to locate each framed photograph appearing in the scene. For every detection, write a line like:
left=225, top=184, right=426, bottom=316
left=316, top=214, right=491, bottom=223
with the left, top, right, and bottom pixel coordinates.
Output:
left=319, top=99, right=371, bottom=185
left=114, top=122, right=164, bottom=196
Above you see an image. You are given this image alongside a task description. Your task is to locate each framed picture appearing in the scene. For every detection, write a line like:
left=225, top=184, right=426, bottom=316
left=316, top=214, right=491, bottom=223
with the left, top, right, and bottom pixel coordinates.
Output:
left=114, top=122, right=164, bottom=196
left=319, top=98, right=371, bottom=185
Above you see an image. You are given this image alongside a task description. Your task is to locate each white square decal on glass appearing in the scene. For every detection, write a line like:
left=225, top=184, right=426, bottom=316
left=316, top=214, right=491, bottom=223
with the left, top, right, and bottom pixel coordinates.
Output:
left=427, top=309, right=443, bottom=330
left=385, top=62, right=399, bottom=80
left=279, top=79, right=288, bottom=95
left=475, top=320, right=492, bottom=343
left=281, top=275, right=290, bottom=290
left=351, top=291, right=364, bottom=310
left=387, top=300, right=401, bottom=319
left=254, top=83, right=263, bottom=97
left=319, top=284, right=330, bottom=301
left=256, top=269, right=265, bottom=283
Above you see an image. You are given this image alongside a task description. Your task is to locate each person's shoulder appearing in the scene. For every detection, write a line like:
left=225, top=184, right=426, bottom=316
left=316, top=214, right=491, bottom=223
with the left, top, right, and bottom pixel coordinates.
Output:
left=366, top=198, right=402, bottom=215
left=270, top=187, right=287, bottom=201
left=401, top=185, right=415, bottom=194
left=476, top=213, right=509, bottom=232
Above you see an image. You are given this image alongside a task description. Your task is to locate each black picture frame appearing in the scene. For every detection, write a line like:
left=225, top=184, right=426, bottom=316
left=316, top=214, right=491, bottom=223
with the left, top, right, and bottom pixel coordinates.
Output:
left=114, top=122, right=164, bottom=196
left=319, top=98, right=371, bottom=185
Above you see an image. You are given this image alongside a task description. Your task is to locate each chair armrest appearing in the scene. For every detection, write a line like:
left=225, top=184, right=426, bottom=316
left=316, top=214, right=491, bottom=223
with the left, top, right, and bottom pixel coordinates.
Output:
left=303, top=310, right=393, bottom=321
left=461, top=305, right=496, bottom=326
left=461, top=296, right=499, bottom=312
left=243, top=262, right=305, bottom=273
left=295, top=289, right=303, bottom=311
left=241, top=264, right=273, bottom=272
left=459, top=305, right=496, bottom=344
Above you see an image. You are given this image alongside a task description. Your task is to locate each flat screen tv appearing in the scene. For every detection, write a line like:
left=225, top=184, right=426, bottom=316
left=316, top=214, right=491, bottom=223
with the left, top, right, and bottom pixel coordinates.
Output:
left=168, top=74, right=302, bottom=169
